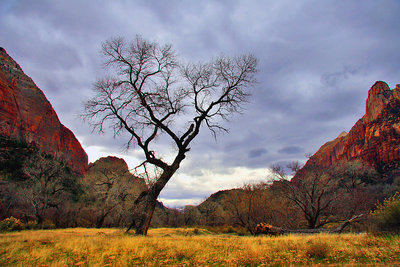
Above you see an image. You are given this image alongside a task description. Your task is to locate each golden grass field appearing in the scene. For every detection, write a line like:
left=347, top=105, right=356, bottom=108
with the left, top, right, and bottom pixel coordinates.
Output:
left=1, top=227, right=399, bottom=266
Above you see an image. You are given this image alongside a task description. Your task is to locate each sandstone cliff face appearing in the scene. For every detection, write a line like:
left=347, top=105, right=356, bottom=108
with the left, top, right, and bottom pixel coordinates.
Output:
left=298, top=81, right=400, bottom=176
left=0, top=47, right=88, bottom=175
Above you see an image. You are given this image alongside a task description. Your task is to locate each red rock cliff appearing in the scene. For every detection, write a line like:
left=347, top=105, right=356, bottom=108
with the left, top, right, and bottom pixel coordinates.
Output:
left=0, top=47, right=88, bottom=175
left=296, top=81, right=400, bottom=177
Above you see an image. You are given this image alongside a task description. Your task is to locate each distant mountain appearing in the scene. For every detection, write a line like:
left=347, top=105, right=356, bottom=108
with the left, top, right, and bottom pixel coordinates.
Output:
left=197, top=189, right=242, bottom=208
left=87, top=156, right=177, bottom=226
left=0, top=47, right=88, bottom=175
left=294, top=81, right=400, bottom=182
left=88, top=156, right=146, bottom=193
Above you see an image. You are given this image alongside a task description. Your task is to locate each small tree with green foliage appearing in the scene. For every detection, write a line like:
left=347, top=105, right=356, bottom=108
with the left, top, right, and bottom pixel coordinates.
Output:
left=371, top=192, right=400, bottom=233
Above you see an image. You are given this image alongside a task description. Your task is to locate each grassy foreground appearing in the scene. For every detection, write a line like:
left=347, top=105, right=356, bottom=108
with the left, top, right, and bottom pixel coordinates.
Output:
left=1, top=228, right=400, bottom=266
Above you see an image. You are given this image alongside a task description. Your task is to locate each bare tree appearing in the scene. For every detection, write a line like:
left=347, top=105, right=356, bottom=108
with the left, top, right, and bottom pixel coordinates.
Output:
left=330, top=160, right=378, bottom=219
left=271, top=162, right=338, bottom=229
left=333, top=160, right=378, bottom=192
left=18, top=153, right=68, bottom=224
left=83, top=161, right=144, bottom=228
left=197, top=198, right=224, bottom=226
left=83, top=36, right=257, bottom=235
left=224, top=183, right=273, bottom=234
left=183, top=205, right=201, bottom=226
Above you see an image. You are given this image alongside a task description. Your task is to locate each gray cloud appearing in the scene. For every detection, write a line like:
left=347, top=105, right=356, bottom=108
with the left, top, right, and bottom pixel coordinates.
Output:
left=278, top=146, right=305, bottom=155
left=248, top=148, right=268, bottom=159
left=1, top=0, right=400, bottom=206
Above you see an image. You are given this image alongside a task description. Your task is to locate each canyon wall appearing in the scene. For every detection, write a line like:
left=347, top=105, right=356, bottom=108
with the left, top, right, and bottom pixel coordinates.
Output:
left=0, top=47, right=88, bottom=175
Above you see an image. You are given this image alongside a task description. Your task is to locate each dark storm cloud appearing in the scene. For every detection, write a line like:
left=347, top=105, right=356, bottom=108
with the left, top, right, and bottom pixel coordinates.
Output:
left=1, top=0, right=400, bottom=204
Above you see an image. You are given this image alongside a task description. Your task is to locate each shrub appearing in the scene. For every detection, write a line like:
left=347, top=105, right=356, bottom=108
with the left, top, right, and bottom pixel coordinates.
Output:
left=219, top=225, right=236, bottom=233
left=205, top=225, right=249, bottom=235
left=40, top=219, right=56, bottom=229
left=24, top=221, right=39, bottom=230
left=0, top=217, right=24, bottom=232
left=371, top=192, right=400, bottom=233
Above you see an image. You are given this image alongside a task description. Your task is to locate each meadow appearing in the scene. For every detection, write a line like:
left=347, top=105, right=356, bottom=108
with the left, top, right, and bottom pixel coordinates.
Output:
left=1, top=228, right=400, bottom=266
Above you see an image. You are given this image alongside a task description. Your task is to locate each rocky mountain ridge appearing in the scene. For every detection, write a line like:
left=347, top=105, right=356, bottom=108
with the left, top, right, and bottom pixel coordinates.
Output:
left=0, top=47, right=88, bottom=175
left=294, top=81, right=400, bottom=181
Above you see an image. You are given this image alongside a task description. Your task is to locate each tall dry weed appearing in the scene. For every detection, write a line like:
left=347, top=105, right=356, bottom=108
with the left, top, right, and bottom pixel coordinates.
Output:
left=305, top=239, right=331, bottom=259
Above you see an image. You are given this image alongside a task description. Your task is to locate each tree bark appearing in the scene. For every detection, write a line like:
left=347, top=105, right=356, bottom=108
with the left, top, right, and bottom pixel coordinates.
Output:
left=256, top=214, right=364, bottom=235
left=35, top=207, right=43, bottom=225
left=129, top=191, right=158, bottom=235
left=128, top=163, right=181, bottom=235
left=36, top=214, right=43, bottom=225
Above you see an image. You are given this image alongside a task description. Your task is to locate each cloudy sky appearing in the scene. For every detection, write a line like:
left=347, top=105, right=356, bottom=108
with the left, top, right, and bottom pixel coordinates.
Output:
left=1, top=0, right=399, bottom=207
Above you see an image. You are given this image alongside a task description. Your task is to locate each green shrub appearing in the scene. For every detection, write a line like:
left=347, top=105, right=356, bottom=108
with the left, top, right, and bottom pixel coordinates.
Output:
left=371, top=192, right=400, bottom=233
left=0, top=217, right=24, bottom=232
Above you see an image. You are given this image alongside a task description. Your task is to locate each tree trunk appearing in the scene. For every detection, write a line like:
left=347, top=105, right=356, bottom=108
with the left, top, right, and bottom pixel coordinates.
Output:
left=284, top=214, right=363, bottom=234
left=256, top=214, right=364, bottom=235
left=307, top=219, right=317, bottom=229
left=305, top=212, right=319, bottom=229
left=35, top=208, right=43, bottom=225
left=96, top=214, right=106, bottom=228
left=128, top=166, right=179, bottom=235
left=130, top=192, right=158, bottom=235
left=37, top=214, right=43, bottom=225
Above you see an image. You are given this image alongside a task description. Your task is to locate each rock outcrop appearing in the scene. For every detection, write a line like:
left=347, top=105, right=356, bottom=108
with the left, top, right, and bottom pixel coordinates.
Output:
left=296, top=81, right=400, bottom=179
left=88, top=156, right=147, bottom=193
left=88, top=156, right=131, bottom=172
left=88, top=156, right=146, bottom=190
left=0, top=47, right=88, bottom=175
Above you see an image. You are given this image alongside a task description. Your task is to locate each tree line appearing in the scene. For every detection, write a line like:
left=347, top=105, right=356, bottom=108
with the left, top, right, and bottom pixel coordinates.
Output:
left=1, top=134, right=399, bottom=235
left=0, top=136, right=179, bottom=229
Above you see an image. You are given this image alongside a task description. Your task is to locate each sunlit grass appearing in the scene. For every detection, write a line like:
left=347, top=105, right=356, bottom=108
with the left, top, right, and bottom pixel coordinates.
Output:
left=1, top=228, right=400, bottom=266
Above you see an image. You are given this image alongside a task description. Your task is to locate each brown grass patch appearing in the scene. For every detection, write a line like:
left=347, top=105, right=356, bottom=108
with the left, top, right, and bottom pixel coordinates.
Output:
left=305, top=239, right=331, bottom=259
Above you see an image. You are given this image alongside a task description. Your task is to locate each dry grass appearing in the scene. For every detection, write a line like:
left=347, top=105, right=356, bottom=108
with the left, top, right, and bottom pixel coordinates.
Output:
left=0, top=228, right=399, bottom=266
